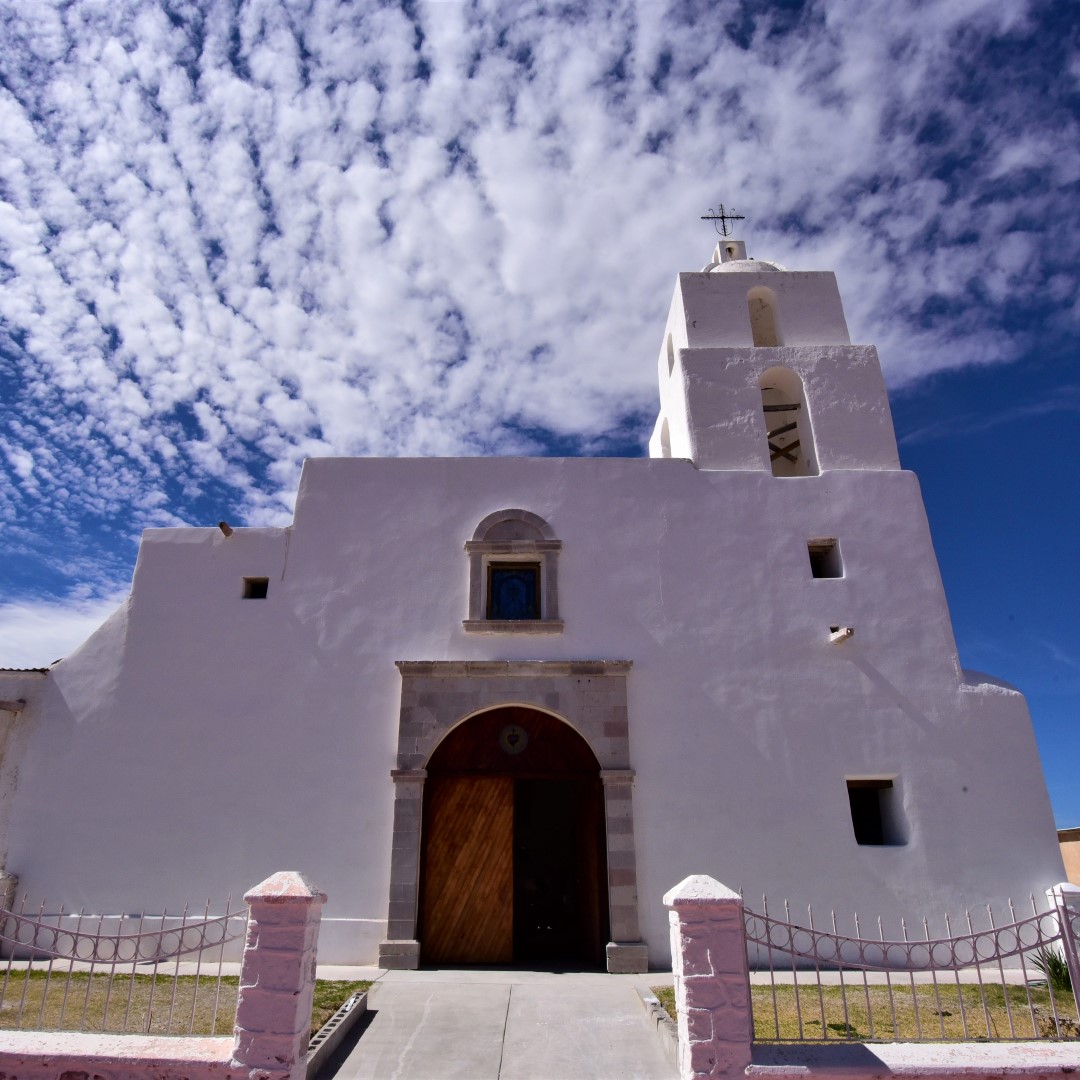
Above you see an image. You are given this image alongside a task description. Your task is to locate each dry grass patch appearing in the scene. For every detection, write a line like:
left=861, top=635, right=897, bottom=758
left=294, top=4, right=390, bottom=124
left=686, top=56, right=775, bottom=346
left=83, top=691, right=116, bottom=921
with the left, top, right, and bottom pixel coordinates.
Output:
left=308, top=979, right=372, bottom=1036
left=0, top=971, right=371, bottom=1037
left=652, top=983, right=1080, bottom=1042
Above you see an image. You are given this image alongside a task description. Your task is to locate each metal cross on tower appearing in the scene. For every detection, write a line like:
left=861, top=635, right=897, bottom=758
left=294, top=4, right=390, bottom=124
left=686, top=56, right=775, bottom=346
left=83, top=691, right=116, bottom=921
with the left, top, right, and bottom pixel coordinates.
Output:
left=701, top=203, right=745, bottom=237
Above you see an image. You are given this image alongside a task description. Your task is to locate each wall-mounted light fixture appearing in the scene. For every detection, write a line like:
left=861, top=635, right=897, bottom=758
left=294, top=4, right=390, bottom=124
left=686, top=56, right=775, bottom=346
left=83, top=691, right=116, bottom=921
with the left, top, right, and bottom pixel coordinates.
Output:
left=829, top=626, right=854, bottom=644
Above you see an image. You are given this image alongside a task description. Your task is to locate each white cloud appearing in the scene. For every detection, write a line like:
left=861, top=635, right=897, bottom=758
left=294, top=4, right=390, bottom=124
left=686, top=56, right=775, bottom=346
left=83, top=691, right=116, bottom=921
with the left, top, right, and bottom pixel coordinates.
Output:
left=0, top=0, right=1074, bottom=612
left=0, top=589, right=128, bottom=670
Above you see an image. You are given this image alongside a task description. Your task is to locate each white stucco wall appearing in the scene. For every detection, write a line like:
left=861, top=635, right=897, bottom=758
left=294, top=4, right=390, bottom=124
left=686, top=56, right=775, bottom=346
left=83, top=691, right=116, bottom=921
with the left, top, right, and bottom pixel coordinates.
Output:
left=2, top=457, right=1064, bottom=965
left=662, top=345, right=900, bottom=471
left=678, top=271, right=851, bottom=350
left=0, top=669, right=47, bottom=871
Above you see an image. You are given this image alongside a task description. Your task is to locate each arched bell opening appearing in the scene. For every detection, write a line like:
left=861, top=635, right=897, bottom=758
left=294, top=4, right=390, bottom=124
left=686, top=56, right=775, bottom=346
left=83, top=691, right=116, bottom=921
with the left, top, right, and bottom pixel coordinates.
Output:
left=759, top=366, right=819, bottom=477
left=418, top=705, right=609, bottom=968
left=748, top=286, right=782, bottom=347
left=660, top=417, right=671, bottom=458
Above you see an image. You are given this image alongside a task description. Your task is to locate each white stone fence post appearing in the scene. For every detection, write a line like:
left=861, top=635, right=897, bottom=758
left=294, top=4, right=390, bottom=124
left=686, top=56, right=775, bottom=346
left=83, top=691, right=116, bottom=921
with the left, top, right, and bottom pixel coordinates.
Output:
left=664, top=875, right=753, bottom=1080
left=232, top=870, right=327, bottom=1080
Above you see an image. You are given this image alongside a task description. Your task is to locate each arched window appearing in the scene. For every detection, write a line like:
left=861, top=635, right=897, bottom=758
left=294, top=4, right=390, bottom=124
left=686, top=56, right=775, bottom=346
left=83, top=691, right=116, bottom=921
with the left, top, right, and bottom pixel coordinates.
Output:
left=665, top=333, right=675, bottom=376
left=464, top=509, right=563, bottom=633
left=748, top=287, right=781, bottom=347
left=759, top=367, right=818, bottom=477
left=659, top=417, right=671, bottom=459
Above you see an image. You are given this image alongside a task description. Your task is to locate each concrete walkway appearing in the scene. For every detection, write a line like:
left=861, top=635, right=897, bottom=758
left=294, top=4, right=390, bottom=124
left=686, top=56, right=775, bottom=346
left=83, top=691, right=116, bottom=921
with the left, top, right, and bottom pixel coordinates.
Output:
left=317, top=968, right=677, bottom=1080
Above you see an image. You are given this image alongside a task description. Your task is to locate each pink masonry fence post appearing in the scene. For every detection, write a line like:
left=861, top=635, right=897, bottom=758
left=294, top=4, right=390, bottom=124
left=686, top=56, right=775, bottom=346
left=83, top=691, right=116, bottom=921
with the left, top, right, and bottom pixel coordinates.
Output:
left=1047, top=882, right=1080, bottom=1001
left=232, top=871, right=327, bottom=1080
left=664, top=875, right=753, bottom=1080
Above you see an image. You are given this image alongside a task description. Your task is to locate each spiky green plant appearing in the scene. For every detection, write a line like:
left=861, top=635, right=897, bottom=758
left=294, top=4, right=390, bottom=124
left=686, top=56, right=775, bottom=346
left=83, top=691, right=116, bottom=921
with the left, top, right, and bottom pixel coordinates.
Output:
left=1032, top=947, right=1073, bottom=995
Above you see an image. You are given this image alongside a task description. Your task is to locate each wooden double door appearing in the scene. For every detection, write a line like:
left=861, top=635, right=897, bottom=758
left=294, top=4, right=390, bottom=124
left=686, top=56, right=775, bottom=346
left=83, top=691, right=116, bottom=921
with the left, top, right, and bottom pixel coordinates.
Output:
left=418, top=708, right=608, bottom=968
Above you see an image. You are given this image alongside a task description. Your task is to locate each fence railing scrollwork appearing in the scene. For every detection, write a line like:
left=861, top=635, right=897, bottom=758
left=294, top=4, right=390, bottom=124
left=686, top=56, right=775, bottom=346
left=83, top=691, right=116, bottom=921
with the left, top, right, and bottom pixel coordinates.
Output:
left=743, top=885, right=1080, bottom=1043
left=0, top=895, right=248, bottom=1035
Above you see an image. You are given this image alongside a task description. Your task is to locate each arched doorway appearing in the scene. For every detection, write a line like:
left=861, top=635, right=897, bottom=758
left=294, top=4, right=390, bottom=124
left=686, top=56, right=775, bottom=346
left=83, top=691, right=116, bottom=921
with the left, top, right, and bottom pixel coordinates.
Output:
left=418, top=706, right=609, bottom=968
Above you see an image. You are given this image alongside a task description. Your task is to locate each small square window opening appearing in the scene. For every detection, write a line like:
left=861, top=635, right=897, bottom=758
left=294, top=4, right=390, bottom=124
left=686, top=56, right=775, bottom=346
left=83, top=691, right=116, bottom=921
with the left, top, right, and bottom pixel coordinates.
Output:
left=243, top=577, right=269, bottom=599
left=808, top=539, right=843, bottom=578
left=487, top=563, right=540, bottom=620
left=847, top=778, right=905, bottom=846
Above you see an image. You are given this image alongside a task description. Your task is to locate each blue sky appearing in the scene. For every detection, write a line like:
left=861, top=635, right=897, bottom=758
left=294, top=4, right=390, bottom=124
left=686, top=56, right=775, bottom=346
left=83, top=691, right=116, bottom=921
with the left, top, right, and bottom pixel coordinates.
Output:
left=0, top=1, right=1077, bottom=824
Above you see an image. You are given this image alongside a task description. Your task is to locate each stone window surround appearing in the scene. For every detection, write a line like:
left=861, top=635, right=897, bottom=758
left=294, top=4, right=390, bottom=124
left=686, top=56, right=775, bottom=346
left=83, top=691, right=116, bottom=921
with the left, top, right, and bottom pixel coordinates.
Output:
left=463, top=508, right=563, bottom=634
left=379, top=660, right=648, bottom=974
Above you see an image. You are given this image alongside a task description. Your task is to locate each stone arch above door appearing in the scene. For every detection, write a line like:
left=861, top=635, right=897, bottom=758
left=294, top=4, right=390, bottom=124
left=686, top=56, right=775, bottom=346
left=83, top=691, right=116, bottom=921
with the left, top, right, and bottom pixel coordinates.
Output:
left=378, top=660, right=647, bottom=973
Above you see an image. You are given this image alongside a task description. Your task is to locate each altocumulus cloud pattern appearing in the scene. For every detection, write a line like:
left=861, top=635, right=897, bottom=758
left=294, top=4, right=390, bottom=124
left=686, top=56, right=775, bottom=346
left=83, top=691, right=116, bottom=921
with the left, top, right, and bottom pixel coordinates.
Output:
left=0, top=0, right=1077, bottom=657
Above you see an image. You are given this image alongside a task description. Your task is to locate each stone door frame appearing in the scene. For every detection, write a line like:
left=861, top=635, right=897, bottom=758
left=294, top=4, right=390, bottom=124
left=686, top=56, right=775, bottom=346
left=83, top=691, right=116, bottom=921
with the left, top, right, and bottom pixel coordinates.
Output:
left=378, top=660, right=647, bottom=973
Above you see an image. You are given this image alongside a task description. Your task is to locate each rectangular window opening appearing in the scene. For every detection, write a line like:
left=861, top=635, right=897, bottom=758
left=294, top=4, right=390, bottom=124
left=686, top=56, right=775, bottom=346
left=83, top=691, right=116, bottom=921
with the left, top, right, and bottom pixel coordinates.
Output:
left=808, top=539, right=843, bottom=578
left=487, top=562, right=540, bottom=620
left=847, top=778, right=905, bottom=846
left=243, top=577, right=269, bottom=599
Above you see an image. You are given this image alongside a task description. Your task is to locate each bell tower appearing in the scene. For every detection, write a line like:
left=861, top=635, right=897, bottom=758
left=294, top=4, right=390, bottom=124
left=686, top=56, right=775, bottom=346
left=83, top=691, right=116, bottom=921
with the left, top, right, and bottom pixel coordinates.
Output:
left=648, top=235, right=901, bottom=473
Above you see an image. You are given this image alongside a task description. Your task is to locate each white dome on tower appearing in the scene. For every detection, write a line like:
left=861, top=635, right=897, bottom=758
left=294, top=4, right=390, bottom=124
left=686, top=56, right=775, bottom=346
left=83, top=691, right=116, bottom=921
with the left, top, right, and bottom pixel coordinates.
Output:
left=708, top=257, right=787, bottom=273
left=703, top=237, right=787, bottom=273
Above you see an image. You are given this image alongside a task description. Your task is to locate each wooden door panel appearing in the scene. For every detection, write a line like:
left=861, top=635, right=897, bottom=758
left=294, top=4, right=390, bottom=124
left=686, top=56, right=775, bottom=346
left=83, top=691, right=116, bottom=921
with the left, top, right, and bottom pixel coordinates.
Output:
left=514, top=778, right=607, bottom=967
left=420, top=775, right=513, bottom=964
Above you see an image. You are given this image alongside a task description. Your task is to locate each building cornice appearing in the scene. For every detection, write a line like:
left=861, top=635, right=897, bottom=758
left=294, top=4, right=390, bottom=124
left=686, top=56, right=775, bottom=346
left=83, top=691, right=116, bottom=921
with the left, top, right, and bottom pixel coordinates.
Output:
left=395, top=660, right=632, bottom=678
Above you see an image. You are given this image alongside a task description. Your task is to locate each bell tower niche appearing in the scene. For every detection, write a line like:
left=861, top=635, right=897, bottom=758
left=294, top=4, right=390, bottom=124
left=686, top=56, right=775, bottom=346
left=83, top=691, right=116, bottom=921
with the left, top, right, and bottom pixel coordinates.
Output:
left=648, top=234, right=901, bottom=474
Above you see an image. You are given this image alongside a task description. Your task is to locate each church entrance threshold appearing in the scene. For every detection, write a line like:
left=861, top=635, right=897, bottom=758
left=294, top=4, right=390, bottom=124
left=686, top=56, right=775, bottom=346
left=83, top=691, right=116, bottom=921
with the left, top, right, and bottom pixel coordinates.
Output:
left=418, top=707, right=608, bottom=969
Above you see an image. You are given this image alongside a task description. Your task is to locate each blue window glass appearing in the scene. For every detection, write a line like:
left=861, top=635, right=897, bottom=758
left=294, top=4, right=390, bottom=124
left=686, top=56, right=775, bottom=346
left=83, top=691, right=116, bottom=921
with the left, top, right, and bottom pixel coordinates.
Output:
left=488, top=564, right=540, bottom=620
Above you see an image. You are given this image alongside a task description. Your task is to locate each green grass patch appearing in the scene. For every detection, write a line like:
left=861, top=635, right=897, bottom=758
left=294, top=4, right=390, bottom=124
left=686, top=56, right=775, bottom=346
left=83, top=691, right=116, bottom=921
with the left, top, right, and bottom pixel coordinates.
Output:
left=653, top=984, right=676, bottom=1022
left=309, top=979, right=372, bottom=1036
left=651, top=982, right=1080, bottom=1042
left=0, top=970, right=370, bottom=1037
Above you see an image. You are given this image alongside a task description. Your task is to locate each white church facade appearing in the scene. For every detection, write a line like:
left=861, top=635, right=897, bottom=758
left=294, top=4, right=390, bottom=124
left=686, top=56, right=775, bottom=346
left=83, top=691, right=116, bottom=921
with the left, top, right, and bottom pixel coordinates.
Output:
left=0, top=238, right=1065, bottom=971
